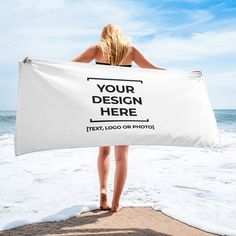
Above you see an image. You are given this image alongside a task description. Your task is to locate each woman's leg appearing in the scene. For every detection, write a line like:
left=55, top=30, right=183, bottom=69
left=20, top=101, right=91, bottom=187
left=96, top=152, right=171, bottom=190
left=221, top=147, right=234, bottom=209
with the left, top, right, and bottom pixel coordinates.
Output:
left=112, top=145, right=129, bottom=212
left=97, top=146, right=111, bottom=210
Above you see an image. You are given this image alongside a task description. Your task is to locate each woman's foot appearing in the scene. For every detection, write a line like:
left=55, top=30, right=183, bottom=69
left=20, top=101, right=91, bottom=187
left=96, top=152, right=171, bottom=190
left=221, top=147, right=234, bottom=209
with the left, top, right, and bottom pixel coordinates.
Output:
left=100, top=189, right=111, bottom=210
left=111, top=201, right=123, bottom=213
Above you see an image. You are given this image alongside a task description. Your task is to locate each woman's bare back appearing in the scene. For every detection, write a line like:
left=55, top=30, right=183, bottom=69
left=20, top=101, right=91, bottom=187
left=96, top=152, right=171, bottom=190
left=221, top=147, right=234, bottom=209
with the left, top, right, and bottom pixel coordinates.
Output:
left=72, top=44, right=166, bottom=70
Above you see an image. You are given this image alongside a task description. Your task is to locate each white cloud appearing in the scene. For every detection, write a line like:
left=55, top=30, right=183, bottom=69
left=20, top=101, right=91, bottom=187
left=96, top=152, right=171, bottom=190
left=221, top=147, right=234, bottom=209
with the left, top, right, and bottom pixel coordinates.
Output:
left=205, top=70, right=236, bottom=109
left=136, top=30, right=236, bottom=62
left=166, top=9, right=214, bottom=31
left=206, top=70, right=236, bottom=87
left=16, top=0, right=65, bottom=12
left=0, top=0, right=160, bottom=64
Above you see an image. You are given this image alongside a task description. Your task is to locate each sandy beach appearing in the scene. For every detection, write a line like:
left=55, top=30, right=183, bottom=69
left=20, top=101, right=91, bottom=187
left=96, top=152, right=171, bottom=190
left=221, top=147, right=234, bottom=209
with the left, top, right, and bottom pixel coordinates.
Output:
left=0, top=207, right=218, bottom=236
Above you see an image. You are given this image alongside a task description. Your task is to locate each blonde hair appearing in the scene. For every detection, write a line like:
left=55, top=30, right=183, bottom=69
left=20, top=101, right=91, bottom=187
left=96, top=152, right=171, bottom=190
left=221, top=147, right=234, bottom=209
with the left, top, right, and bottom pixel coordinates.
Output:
left=98, top=24, right=132, bottom=66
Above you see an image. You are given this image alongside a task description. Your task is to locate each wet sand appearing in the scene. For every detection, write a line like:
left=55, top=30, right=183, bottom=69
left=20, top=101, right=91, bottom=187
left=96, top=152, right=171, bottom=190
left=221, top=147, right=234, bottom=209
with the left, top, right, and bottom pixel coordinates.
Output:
left=0, top=206, right=219, bottom=236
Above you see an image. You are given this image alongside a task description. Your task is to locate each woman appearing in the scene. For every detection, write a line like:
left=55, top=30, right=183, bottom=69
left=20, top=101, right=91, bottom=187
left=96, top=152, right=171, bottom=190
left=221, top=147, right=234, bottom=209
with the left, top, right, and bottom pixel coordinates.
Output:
left=72, top=23, right=166, bottom=213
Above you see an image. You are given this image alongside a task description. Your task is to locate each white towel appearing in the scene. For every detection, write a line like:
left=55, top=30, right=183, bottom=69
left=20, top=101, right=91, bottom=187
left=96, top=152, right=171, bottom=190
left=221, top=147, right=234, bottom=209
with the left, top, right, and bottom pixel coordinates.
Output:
left=14, top=58, right=221, bottom=155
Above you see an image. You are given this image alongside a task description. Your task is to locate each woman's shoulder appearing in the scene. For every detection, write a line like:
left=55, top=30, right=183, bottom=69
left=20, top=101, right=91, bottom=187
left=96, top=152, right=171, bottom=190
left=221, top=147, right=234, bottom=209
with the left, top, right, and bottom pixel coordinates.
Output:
left=130, top=45, right=139, bottom=59
left=86, top=43, right=99, bottom=51
left=89, top=43, right=103, bottom=55
left=131, top=45, right=139, bottom=53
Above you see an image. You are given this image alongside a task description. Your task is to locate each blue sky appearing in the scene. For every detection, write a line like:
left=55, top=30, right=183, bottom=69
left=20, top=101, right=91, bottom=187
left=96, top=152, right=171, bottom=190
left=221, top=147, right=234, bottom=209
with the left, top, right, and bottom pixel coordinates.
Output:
left=0, top=0, right=236, bottom=109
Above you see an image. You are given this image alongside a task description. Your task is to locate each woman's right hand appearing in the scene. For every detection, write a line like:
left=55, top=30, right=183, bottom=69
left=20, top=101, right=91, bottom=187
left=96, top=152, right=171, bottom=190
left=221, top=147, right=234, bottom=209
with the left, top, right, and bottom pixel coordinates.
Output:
left=192, top=70, right=202, bottom=77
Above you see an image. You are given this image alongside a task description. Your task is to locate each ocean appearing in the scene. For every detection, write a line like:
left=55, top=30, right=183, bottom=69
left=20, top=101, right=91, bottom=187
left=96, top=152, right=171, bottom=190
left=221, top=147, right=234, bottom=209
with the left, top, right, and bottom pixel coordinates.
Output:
left=0, top=109, right=236, bottom=235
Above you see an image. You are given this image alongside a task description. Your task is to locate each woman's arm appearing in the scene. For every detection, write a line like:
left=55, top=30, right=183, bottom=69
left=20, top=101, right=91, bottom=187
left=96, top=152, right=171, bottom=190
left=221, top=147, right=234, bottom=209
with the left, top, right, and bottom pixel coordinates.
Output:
left=71, top=44, right=97, bottom=62
left=132, top=46, right=166, bottom=70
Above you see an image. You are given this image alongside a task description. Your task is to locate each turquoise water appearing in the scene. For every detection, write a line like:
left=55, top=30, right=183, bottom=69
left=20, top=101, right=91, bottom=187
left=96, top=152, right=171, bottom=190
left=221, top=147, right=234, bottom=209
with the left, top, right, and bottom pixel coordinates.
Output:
left=0, top=109, right=235, bottom=134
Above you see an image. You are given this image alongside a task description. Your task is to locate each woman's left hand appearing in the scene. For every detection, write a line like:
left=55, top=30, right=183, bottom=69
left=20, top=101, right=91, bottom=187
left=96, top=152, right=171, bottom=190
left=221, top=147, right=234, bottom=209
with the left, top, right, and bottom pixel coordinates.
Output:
left=192, top=70, right=202, bottom=77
